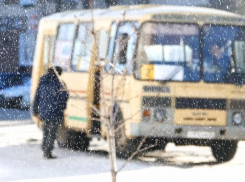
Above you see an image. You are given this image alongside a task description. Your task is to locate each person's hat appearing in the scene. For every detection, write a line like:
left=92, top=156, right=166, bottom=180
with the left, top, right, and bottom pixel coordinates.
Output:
left=55, top=66, right=63, bottom=75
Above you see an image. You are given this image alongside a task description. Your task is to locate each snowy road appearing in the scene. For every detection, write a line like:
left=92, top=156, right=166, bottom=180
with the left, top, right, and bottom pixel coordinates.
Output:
left=0, top=109, right=245, bottom=182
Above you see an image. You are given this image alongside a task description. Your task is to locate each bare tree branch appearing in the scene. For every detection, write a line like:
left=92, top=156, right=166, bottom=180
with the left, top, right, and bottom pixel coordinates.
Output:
left=117, top=124, right=158, bottom=173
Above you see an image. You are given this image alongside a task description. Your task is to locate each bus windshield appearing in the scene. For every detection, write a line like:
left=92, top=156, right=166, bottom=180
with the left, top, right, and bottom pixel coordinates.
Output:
left=137, top=23, right=200, bottom=82
left=137, top=22, right=245, bottom=83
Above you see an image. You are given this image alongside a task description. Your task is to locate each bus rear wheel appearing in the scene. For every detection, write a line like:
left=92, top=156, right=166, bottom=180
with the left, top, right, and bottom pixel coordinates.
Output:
left=144, top=138, right=167, bottom=151
left=211, top=140, right=238, bottom=162
left=66, top=130, right=89, bottom=151
left=57, top=124, right=89, bottom=151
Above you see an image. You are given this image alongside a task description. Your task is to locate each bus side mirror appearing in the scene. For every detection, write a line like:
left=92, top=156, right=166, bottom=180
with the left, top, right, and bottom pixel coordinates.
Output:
left=118, top=33, right=128, bottom=64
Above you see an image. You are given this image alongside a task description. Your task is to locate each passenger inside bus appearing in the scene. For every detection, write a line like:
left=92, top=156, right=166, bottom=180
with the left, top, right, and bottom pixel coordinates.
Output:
left=203, top=41, right=231, bottom=82
left=118, top=33, right=129, bottom=65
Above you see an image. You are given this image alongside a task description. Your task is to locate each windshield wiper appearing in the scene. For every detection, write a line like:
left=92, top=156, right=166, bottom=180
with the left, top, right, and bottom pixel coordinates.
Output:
left=165, top=65, right=184, bottom=81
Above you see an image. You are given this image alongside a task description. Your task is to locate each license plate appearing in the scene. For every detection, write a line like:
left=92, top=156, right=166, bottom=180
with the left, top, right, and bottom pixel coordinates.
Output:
left=187, top=131, right=215, bottom=139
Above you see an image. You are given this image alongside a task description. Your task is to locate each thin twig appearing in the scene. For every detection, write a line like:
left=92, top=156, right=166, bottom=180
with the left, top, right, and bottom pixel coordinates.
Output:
left=117, top=124, right=157, bottom=173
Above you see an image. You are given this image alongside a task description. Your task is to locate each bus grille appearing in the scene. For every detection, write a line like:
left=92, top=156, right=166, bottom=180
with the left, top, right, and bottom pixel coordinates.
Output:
left=176, top=98, right=226, bottom=110
left=142, top=97, right=171, bottom=107
left=230, top=100, right=245, bottom=109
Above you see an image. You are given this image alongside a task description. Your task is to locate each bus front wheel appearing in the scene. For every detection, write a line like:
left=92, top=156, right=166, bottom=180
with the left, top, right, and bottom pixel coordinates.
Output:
left=115, top=128, right=139, bottom=159
left=114, top=109, right=139, bottom=159
left=66, top=130, right=89, bottom=151
left=211, top=140, right=238, bottom=162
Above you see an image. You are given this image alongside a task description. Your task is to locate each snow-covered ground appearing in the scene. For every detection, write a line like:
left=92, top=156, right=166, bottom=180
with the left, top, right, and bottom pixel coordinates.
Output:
left=0, top=109, right=245, bottom=182
left=9, top=165, right=245, bottom=182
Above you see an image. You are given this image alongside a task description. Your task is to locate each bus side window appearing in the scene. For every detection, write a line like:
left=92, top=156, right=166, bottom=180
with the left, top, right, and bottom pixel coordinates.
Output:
left=113, top=22, right=139, bottom=74
left=50, top=35, right=56, bottom=63
left=98, top=30, right=109, bottom=61
left=44, top=35, right=56, bottom=68
left=72, top=23, right=93, bottom=72
left=105, top=22, right=118, bottom=72
left=43, top=35, right=50, bottom=66
left=234, top=41, right=245, bottom=72
left=53, top=23, right=76, bottom=71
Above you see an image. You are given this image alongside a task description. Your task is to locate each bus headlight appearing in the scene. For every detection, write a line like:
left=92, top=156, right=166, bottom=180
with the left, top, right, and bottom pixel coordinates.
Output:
left=232, top=112, right=243, bottom=125
left=154, top=109, right=167, bottom=122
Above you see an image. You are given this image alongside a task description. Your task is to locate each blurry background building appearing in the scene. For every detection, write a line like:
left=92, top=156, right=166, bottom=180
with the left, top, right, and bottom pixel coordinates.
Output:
left=0, top=0, right=244, bottom=74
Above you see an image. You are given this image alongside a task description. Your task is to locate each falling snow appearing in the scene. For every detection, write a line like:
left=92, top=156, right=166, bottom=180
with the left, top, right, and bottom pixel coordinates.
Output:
left=1, top=1, right=245, bottom=182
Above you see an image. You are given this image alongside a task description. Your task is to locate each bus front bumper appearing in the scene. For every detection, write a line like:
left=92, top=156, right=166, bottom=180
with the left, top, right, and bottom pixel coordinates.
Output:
left=130, top=123, right=245, bottom=140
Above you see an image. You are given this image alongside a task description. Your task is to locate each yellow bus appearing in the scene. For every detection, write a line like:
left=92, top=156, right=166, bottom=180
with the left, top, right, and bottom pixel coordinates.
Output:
left=32, top=5, right=245, bottom=162
left=31, top=6, right=140, bottom=148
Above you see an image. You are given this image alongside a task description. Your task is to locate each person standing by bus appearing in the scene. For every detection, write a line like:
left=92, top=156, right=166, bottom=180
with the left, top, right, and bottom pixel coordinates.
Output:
left=32, top=66, right=69, bottom=159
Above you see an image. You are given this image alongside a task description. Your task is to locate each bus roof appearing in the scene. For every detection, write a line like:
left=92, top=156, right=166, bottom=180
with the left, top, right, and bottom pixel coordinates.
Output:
left=41, top=5, right=245, bottom=25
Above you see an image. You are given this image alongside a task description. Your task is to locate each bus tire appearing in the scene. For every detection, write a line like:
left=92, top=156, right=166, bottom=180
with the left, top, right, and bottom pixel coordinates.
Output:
left=57, top=124, right=89, bottom=151
left=114, top=108, right=139, bottom=159
left=67, top=130, right=89, bottom=151
left=115, top=130, right=138, bottom=159
left=211, top=140, right=238, bottom=162
left=145, top=138, right=167, bottom=151
left=76, top=131, right=90, bottom=151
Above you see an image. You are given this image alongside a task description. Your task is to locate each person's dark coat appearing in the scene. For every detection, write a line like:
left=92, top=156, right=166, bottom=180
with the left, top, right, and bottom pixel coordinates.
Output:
left=33, top=71, right=68, bottom=122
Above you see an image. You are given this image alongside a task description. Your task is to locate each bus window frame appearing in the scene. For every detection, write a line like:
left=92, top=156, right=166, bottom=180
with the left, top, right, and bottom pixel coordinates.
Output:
left=134, top=21, right=202, bottom=83
left=53, top=23, right=77, bottom=72
left=71, top=22, right=93, bottom=73
left=106, top=21, right=139, bottom=76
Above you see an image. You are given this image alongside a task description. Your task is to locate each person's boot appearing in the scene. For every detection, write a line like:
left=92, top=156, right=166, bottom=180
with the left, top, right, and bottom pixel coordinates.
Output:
left=44, top=152, right=57, bottom=159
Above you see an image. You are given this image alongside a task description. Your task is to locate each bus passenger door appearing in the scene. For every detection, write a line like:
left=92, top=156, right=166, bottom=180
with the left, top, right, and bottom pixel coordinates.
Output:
left=54, top=23, right=94, bottom=133
left=87, top=30, right=109, bottom=137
